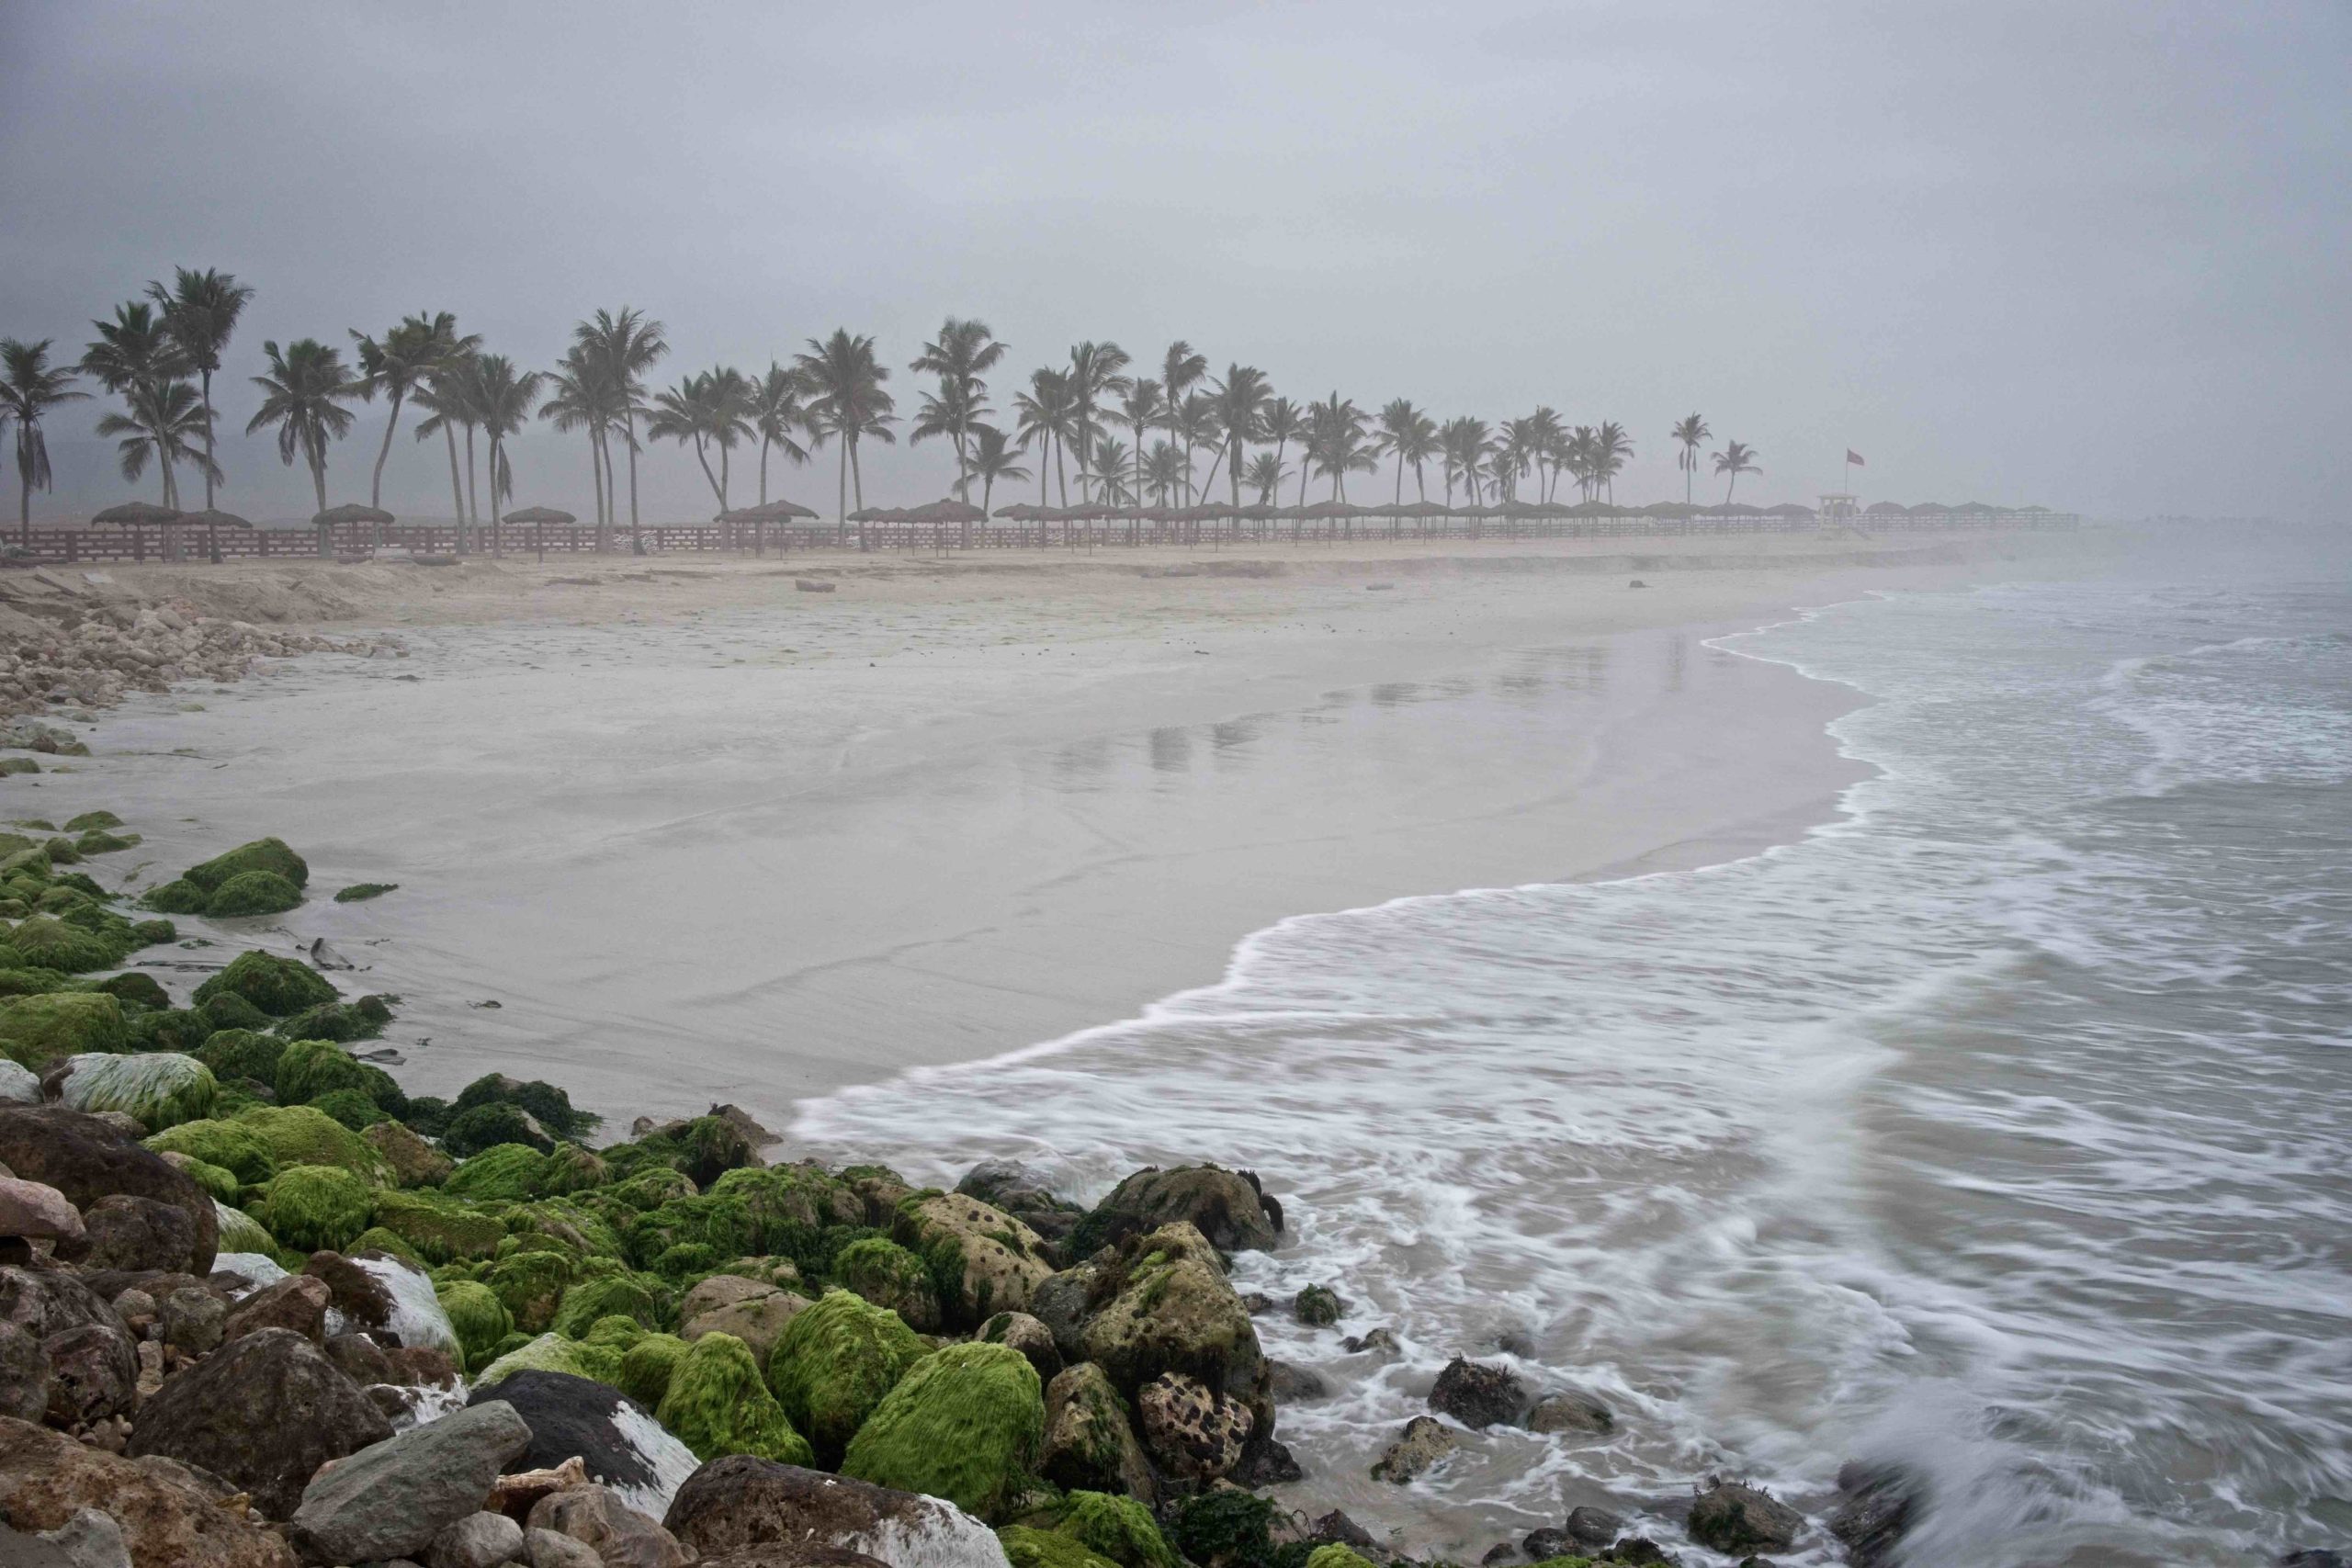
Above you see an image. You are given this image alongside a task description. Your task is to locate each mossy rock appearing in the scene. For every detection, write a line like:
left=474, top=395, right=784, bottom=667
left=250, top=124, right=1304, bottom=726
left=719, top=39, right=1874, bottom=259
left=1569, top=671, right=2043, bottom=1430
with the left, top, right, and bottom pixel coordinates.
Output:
left=435, top=1278, right=515, bottom=1361
left=270, top=997, right=391, bottom=1044
left=159, top=1154, right=242, bottom=1205
left=502, top=1197, right=624, bottom=1262
left=74, top=830, right=139, bottom=856
left=348, top=1224, right=423, bottom=1266
left=891, top=1190, right=1054, bottom=1330
left=473, top=1331, right=626, bottom=1391
left=833, top=1236, right=942, bottom=1333
left=369, top=1190, right=507, bottom=1264
left=618, top=1330, right=691, bottom=1408
left=453, top=1074, right=593, bottom=1141
left=446, top=1144, right=554, bottom=1203
left=0, top=759, right=37, bottom=776
left=310, top=1088, right=388, bottom=1130
left=764, top=1287, right=926, bottom=1469
left=195, top=1028, right=287, bottom=1085
left=1078, top=1224, right=1265, bottom=1408
left=198, top=991, right=272, bottom=1033
left=145, top=1117, right=278, bottom=1185
left=215, top=1201, right=276, bottom=1257
left=130, top=919, right=175, bottom=946
left=1001, top=1527, right=1120, bottom=1568
left=552, top=1270, right=673, bottom=1337
left=82, top=976, right=167, bottom=1018
left=0, top=916, right=128, bottom=975
left=443, top=1102, right=553, bottom=1157
left=0, top=969, right=68, bottom=1000
left=655, top=1331, right=814, bottom=1465
left=364, top=1119, right=454, bottom=1188
left=275, top=1037, right=384, bottom=1106
left=59, top=1051, right=217, bottom=1131
left=485, top=1248, right=576, bottom=1334
left=709, top=1163, right=866, bottom=1250
left=257, top=1164, right=374, bottom=1252
left=234, top=1103, right=395, bottom=1181
left=0, top=990, right=130, bottom=1067
left=842, top=1341, right=1046, bottom=1523
left=716, top=1255, right=805, bottom=1292
left=596, top=1167, right=697, bottom=1215
left=141, top=880, right=210, bottom=916
left=334, top=882, right=398, bottom=903
left=1169, top=1492, right=1279, bottom=1568
left=62, top=812, right=121, bottom=833
left=183, top=838, right=308, bottom=894
left=1054, top=1492, right=1181, bottom=1568
left=624, top=1194, right=756, bottom=1272
left=1304, top=1548, right=1386, bottom=1568
left=540, top=1142, right=607, bottom=1195
left=193, top=951, right=337, bottom=1017
left=205, top=871, right=302, bottom=918
left=40, top=839, right=81, bottom=866
left=123, top=1008, right=208, bottom=1054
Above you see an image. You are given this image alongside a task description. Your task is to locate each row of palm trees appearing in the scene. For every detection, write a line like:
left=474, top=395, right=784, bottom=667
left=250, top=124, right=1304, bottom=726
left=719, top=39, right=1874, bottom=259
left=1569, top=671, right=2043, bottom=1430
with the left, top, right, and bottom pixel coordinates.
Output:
left=2, top=270, right=1772, bottom=553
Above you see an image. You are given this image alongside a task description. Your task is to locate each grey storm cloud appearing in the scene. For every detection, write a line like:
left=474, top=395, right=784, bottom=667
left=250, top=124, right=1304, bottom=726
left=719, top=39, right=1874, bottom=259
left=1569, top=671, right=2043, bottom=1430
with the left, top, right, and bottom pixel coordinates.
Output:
left=2, top=0, right=2346, bottom=523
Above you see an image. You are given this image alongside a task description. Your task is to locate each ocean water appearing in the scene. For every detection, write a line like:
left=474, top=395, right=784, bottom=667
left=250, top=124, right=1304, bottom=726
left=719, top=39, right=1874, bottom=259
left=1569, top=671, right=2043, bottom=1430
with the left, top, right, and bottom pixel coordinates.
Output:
left=794, top=571, right=2352, bottom=1567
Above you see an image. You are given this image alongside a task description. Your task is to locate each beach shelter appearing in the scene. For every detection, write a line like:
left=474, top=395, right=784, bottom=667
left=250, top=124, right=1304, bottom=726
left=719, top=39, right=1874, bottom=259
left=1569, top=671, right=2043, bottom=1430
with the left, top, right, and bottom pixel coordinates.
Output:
left=313, top=502, right=394, bottom=558
left=506, top=505, right=575, bottom=562
left=92, top=501, right=183, bottom=562
left=175, top=507, right=252, bottom=563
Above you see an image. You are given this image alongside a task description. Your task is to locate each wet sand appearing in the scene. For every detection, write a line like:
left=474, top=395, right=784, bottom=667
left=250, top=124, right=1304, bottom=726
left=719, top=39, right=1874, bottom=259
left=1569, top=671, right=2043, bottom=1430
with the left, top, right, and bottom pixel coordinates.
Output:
left=22, top=533, right=2097, bottom=1132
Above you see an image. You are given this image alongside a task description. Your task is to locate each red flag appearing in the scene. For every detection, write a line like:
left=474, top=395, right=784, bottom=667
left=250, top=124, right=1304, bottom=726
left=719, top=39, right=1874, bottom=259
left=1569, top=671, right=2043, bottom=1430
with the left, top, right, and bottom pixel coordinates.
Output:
left=1846, top=449, right=1866, bottom=467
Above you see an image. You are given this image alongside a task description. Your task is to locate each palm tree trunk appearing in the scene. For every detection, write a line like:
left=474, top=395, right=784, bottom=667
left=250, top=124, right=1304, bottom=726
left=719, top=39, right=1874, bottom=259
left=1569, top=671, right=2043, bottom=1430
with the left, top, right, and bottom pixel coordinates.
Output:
left=19, top=468, right=31, bottom=551
left=838, top=440, right=850, bottom=544
left=759, top=437, right=771, bottom=507
left=718, top=441, right=731, bottom=513
left=463, top=427, right=481, bottom=543
left=440, top=423, right=465, bottom=551
left=623, top=411, right=642, bottom=551
left=851, top=436, right=867, bottom=552
left=691, top=435, right=723, bottom=508
left=368, top=390, right=401, bottom=512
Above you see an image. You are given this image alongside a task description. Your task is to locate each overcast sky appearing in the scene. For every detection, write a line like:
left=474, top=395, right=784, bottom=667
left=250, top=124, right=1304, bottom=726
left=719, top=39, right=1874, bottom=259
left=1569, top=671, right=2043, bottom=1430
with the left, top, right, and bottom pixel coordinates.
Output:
left=3, top=1, right=2346, bottom=524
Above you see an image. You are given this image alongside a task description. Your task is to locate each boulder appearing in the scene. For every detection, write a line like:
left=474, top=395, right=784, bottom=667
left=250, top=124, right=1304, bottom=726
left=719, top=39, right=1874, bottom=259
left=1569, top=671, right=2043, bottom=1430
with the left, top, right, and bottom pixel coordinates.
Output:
left=840, top=1342, right=1045, bottom=1523
left=1077, top=1224, right=1268, bottom=1432
left=1293, top=1285, right=1342, bottom=1326
left=1136, top=1371, right=1252, bottom=1483
left=889, top=1191, right=1054, bottom=1328
left=680, top=1272, right=778, bottom=1321
left=1428, top=1356, right=1524, bottom=1429
left=0, top=1263, right=122, bottom=1341
left=76, top=1196, right=200, bottom=1275
left=662, top=1454, right=1011, bottom=1568
left=40, top=1321, right=138, bottom=1426
left=1267, top=1359, right=1329, bottom=1402
left=976, top=1310, right=1061, bottom=1385
left=155, top=1287, right=223, bottom=1356
left=353, top=1251, right=462, bottom=1356
left=682, top=1286, right=808, bottom=1366
left=528, top=1483, right=689, bottom=1568
left=955, top=1159, right=1084, bottom=1247
left=1564, top=1506, right=1626, bottom=1548
left=367, top=1117, right=456, bottom=1187
left=289, top=1398, right=532, bottom=1562
left=0, top=1416, right=300, bottom=1567
left=300, top=1248, right=394, bottom=1327
left=0, top=1108, right=216, bottom=1273
left=523, top=1523, right=611, bottom=1568
left=0, top=1319, right=51, bottom=1421
left=1023, top=1264, right=1095, bottom=1364
left=427, top=1510, right=525, bottom=1568
left=1067, top=1166, right=1279, bottom=1257
left=323, top=1330, right=393, bottom=1386
left=0, top=1062, right=42, bottom=1105
left=468, top=1371, right=701, bottom=1521
left=0, top=1177, right=85, bottom=1244
left=832, top=1237, right=941, bottom=1332
left=0, top=994, right=128, bottom=1066
left=1827, top=1461, right=1926, bottom=1568
left=220, top=1274, right=330, bottom=1344
left=1370, top=1416, right=1460, bottom=1483
left=1039, top=1362, right=1154, bottom=1503
left=56, top=1055, right=216, bottom=1134
left=128, top=1326, right=390, bottom=1518
left=1687, top=1481, right=1804, bottom=1556
left=1526, top=1389, right=1612, bottom=1436
left=765, top=1289, right=927, bottom=1471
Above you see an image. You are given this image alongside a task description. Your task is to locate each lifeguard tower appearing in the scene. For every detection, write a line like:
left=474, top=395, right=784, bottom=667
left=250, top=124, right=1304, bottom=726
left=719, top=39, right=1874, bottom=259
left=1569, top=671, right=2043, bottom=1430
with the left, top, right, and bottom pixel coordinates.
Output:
left=1818, top=492, right=1860, bottom=525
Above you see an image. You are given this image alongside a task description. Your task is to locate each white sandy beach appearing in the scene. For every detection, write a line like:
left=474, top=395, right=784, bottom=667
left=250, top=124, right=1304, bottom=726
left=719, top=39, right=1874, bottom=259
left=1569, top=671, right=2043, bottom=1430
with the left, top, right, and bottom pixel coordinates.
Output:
left=17, top=530, right=2102, bottom=1133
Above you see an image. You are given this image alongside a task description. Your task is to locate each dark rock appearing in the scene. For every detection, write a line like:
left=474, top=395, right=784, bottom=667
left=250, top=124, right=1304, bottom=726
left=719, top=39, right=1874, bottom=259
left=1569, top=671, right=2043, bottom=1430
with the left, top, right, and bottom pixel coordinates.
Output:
left=386, top=1342, right=461, bottom=1387
left=1137, top=1371, right=1251, bottom=1482
left=1523, top=1528, right=1576, bottom=1558
left=1068, top=1164, right=1280, bottom=1257
left=1294, top=1285, right=1343, bottom=1326
left=427, top=1509, right=525, bottom=1568
left=1603, top=1540, right=1679, bottom=1565
left=160, top=1286, right=224, bottom=1355
left=1023, top=1266, right=1095, bottom=1363
left=220, top=1273, right=330, bottom=1344
left=0, top=1416, right=300, bottom=1567
left=977, top=1309, right=1062, bottom=1385
left=0, top=1263, right=121, bottom=1340
left=531, top=1483, right=689, bottom=1568
left=77, top=1193, right=201, bottom=1274
left=290, top=1398, right=533, bottom=1563
left=1311, top=1511, right=1379, bottom=1551
left=0, top=1319, right=51, bottom=1421
left=1267, top=1359, right=1329, bottom=1402
left=1429, top=1355, right=1525, bottom=1429
left=662, top=1454, right=1010, bottom=1566
left=129, top=1325, right=392, bottom=1518
left=1343, top=1327, right=1398, bottom=1355
left=0, top=1108, right=216, bottom=1273
left=324, top=1329, right=394, bottom=1385
left=1528, top=1389, right=1613, bottom=1436
left=2280, top=1554, right=2352, bottom=1568
left=1481, top=1545, right=1518, bottom=1565
left=40, top=1321, right=137, bottom=1426
left=1040, top=1361, right=1155, bottom=1503
left=1565, top=1506, right=1626, bottom=1547
left=1239, top=1292, right=1274, bottom=1314
left=1828, top=1462, right=1925, bottom=1567
left=956, top=1159, right=1083, bottom=1247
left=1688, top=1481, right=1803, bottom=1555
left=302, top=1248, right=396, bottom=1330
left=469, top=1370, right=700, bottom=1520
left=1370, top=1415, right=1460, bottom=1483
left=1231, top=1433, right=1304, bottom=1486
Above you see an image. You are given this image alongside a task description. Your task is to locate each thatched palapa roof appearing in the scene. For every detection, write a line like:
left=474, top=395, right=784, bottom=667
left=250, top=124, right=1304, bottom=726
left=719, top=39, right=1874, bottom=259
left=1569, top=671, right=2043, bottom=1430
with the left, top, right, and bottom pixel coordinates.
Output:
left=91, top=502, right=182, bottom=525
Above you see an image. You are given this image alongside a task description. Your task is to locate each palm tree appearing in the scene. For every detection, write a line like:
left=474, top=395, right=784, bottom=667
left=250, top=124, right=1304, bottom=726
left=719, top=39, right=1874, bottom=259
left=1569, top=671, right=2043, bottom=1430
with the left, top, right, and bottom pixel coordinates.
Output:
left=966, top=423, right=1029, bottom=516
left=1306, top=392, right=1376, bottom=504
left=1261, top=397, right=1305, bottom=505
left=1144, top=441, right=1188, bottom=506
left=1170, top=394, right=1218, bottom=505
left=1064, top=342, right=1131, bottom=504
left=751, top=363, right=810, bottom=507
left=1595, top=421, right=1633, bottom=506
left=1375, top=399, right=1440, bottom=503
left=1159, top=342, right=1208, bottom=500
left=411, top=355, right=480, bottom=545
left=649, top=367, right=755, bottom=512
left=244, top=339, right=358, bottom=513
left=1440, top=417, right=1489, bottom=509
left=82, top=301, right=193, bottom=526
left=1012, top=368, right=1074, bottom=506
left=1, top=340, right=87, bottom=547
left=1204, top=364, right=1270, bottom=518
left=352, top=312, right=477, bottom=523
left=1525, top=406, right=1565, bottom=502
left=1670, top=414, right=1711, bottom=506
left=573, top=308, right=667, bottom=547
left=1244, top=451, right=1285, bottom=505
left=145, top=267, right=252, bottom=514
left=96, top=379, right=216, bottom=509
left=470, top=354, right=543, bottom=557
left=909, top=319, right=1005, bottom=499
left=1090, top=437, right=1135, bottom=505
left=539, top=348, right=614, bottom=550
left=1120, top=380, right=1161, bottom=525
left=795, top=330, right=897, bottom=547
left=1712, top=440, right=1760, bottom=504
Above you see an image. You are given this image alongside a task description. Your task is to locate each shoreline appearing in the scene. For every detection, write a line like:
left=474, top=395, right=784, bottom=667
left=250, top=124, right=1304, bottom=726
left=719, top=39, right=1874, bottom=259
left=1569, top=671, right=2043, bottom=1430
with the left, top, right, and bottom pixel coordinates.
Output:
left=8, top=533, right=2097, bottom=1136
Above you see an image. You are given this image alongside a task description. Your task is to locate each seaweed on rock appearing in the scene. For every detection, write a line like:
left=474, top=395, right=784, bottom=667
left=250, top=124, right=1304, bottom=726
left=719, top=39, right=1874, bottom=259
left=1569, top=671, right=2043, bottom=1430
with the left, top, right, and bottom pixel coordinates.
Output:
left=654, top=1330, right=813, bottom=1464
left=764, top=1287, right=926, bottom=1468
left=841, top=1340, right=1046, bottom=1523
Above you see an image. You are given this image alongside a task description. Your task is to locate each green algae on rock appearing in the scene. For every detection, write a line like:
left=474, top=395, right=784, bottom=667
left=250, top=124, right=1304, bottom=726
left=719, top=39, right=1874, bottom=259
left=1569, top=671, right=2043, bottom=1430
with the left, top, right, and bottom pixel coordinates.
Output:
left=0, top=990, right=129, bottom=1067
left=59, top=1051, right=217, bottom=1130
left=435, top=1277, right=516, bottom=1364
left=832, top=1235, right=942, bottom=1333
left=256, top=1164, right=374, bottom=1251
left=368, top=1189, right=506, bottom=1263
left=234, top=1103, right=395, bottom=1182
left=619, top=1329, right=692, bottom=1408
left=0, top=916, right=128, bottom=975
left=442, top=1142, right=553, bottom=1202
left=551, top=1270, right=673, bottom=1337
left=145, top=1116, right=278, bottom=1186
left=1052, top=1493, right=1182, bottom=1568
left=841, top=1340, right=1046, bottom=1523
left=183, top=838, right=309, bottom=895
left=333, top=882, right=399, bottom=902
left=655, top=1330, right=814, bottom=1464
left=890, top=1190, right=1055, bottom=1330
left=484, top=1248, right=575, bottom=1334
left=203, top=870, right=303, bottom=917
left=764, top=1287, right=927, bottom=1468
left=1001, top=1526, right=1122, bottom=1568
left=194, top=951, right=337, bottom=1017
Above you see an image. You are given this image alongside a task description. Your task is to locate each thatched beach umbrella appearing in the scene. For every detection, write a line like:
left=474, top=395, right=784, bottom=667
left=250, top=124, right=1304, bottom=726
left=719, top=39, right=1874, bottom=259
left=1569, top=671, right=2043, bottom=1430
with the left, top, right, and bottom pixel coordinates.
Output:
left=506, top=505, right=575, bottom=562
left=92, top=502, right=184, bottom=563
left=313, top=502, right=393, bottom=560
left=176, top=507, right=251, bottom=564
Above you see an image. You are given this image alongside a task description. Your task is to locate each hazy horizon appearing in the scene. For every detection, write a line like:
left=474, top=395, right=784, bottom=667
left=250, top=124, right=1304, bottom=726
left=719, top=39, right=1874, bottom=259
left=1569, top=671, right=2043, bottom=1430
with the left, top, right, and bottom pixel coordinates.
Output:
left=3, top=1, right=2346, bottom=525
